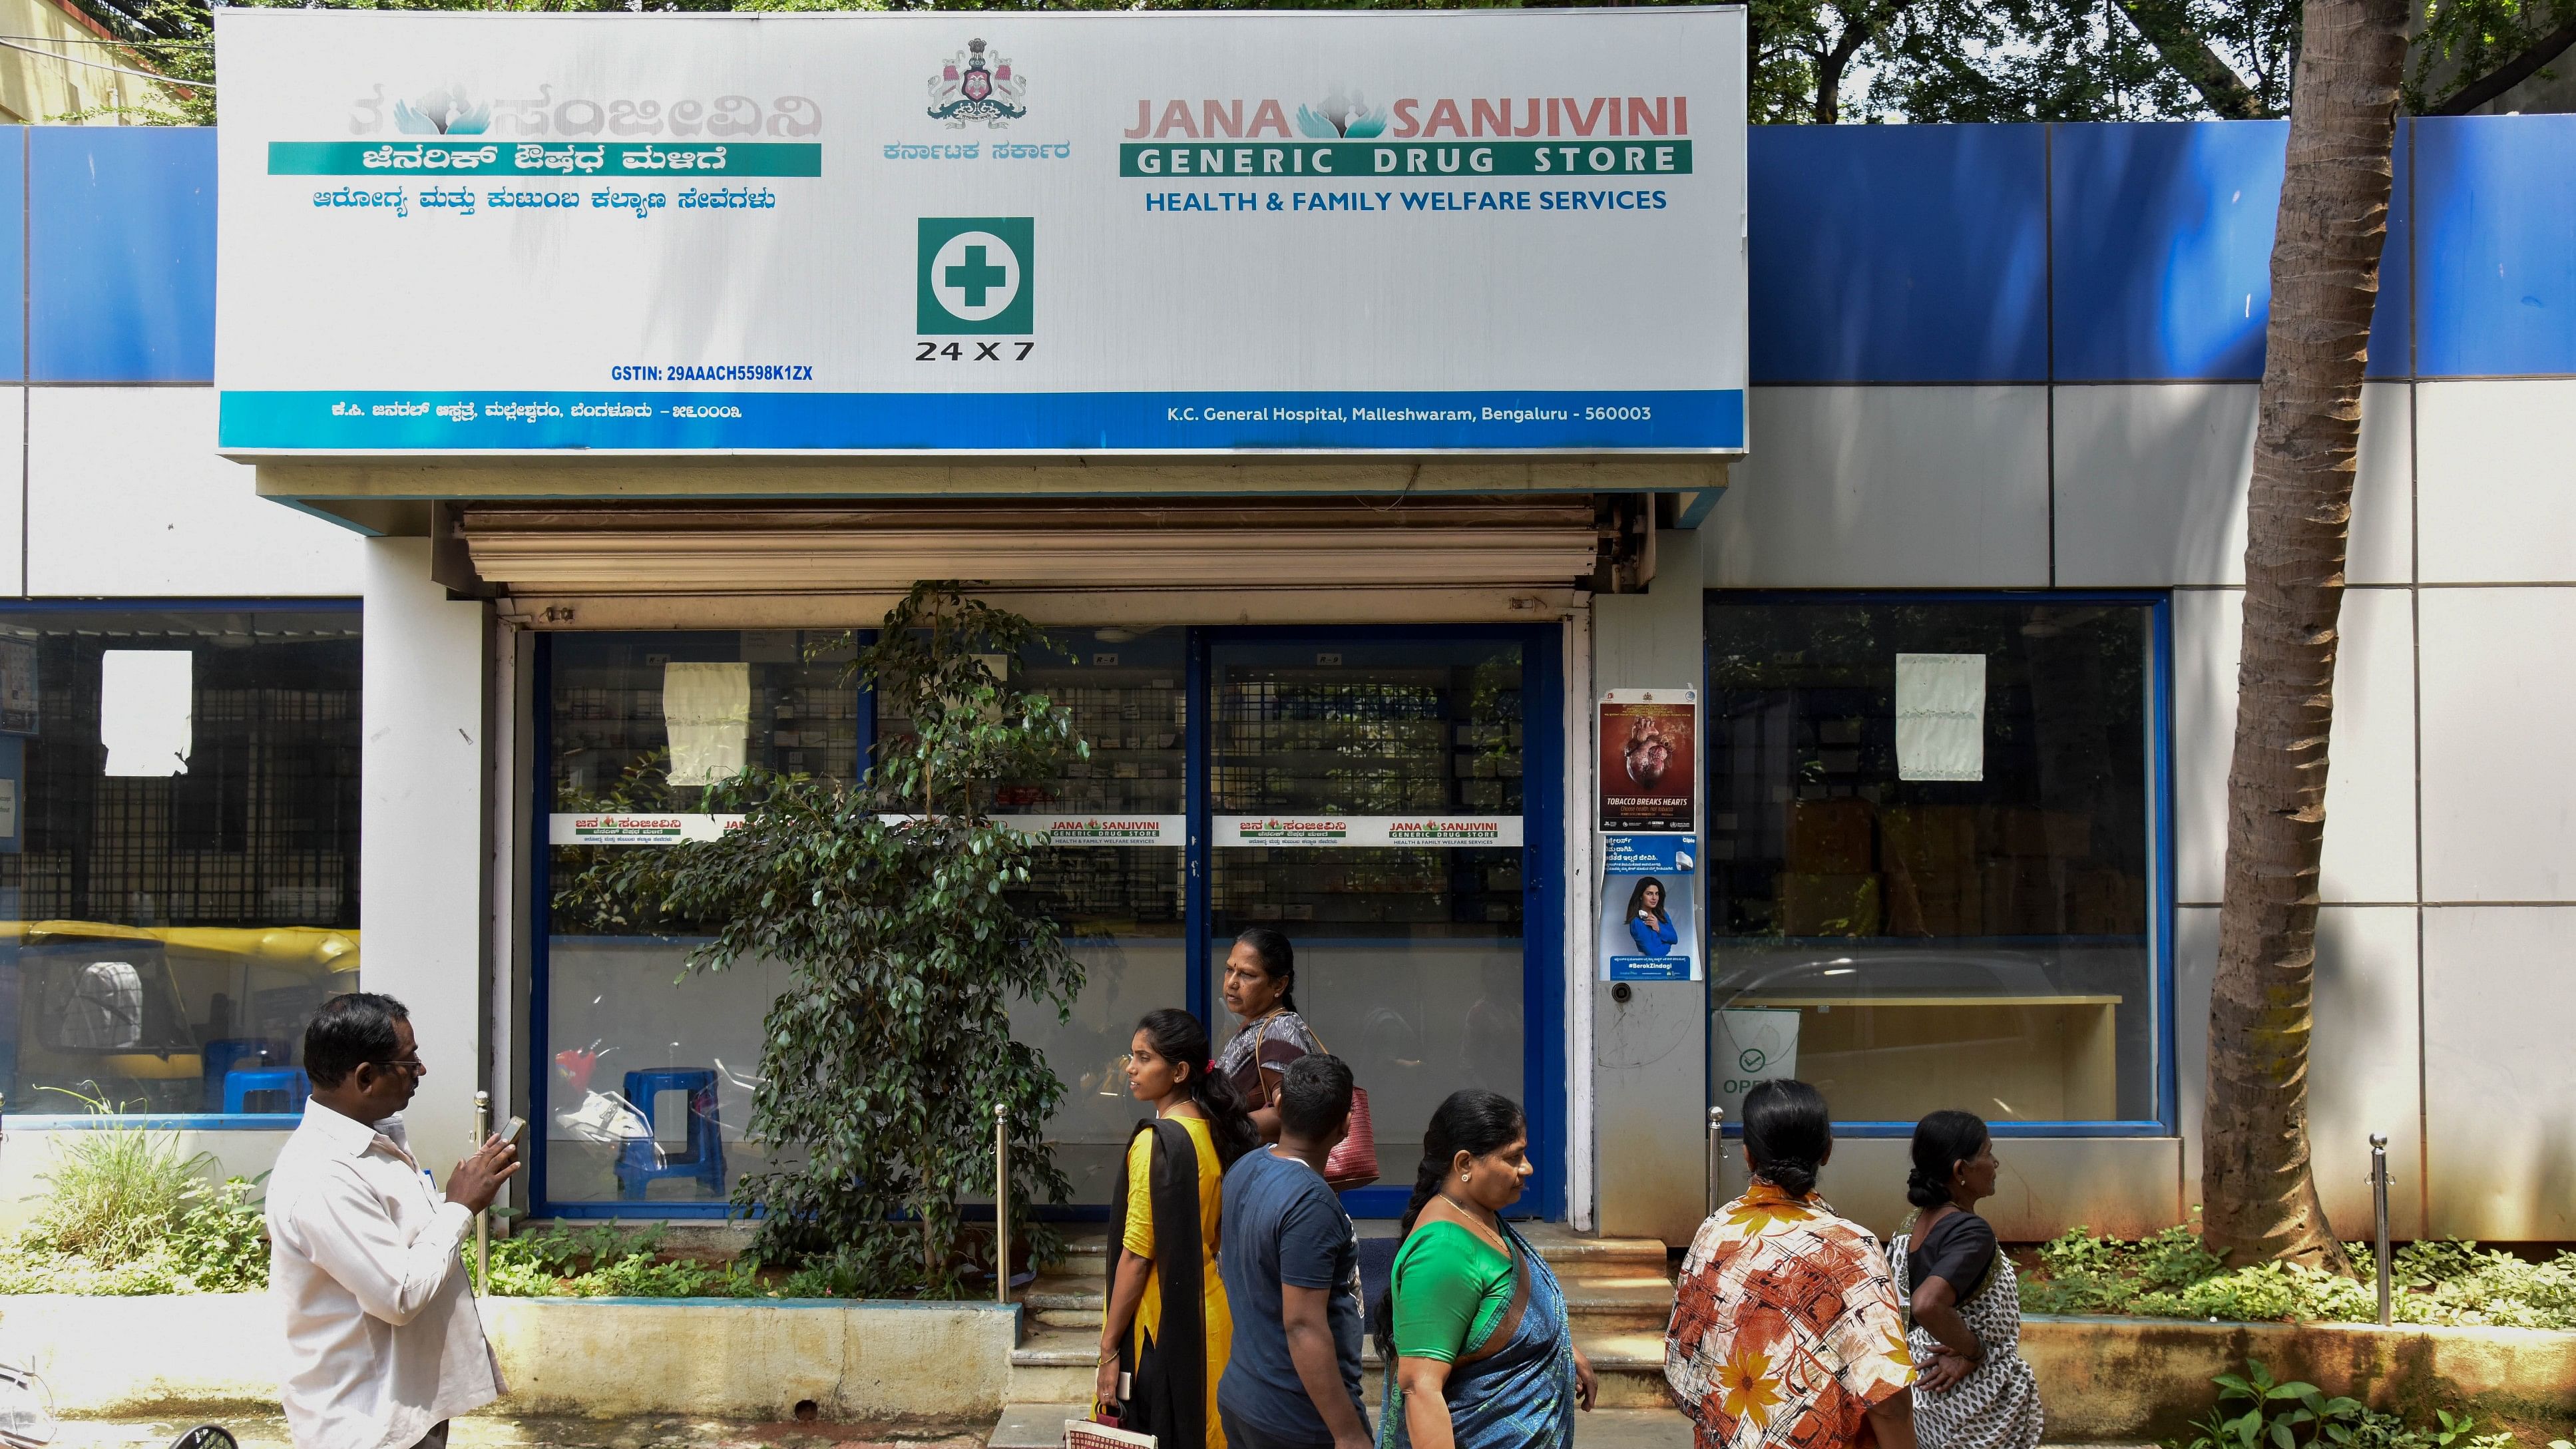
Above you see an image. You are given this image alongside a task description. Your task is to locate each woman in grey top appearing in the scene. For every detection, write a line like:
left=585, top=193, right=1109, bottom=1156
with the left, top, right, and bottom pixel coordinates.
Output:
left=1213, top=927, right=1322, bottom=1143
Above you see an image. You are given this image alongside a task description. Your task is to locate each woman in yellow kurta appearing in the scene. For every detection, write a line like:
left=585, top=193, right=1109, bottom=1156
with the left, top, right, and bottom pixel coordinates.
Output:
left=1098, top=1008, right=1259, bottom=1449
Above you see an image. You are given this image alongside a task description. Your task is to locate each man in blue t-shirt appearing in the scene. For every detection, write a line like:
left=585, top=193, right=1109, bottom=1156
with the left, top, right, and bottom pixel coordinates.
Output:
left=1217, top=1054, right=1370, bottom=1449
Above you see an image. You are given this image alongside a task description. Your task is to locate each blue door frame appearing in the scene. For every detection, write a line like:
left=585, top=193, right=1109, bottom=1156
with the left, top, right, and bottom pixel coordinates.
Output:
left=529, top=622, right=1568, bottom=1221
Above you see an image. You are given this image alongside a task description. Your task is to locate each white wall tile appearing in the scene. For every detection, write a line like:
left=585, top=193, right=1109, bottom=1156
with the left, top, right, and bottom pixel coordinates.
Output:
left=1701, top=386, right=2049, bottom=588
left=2425, top=906, right=2576, bottom=1239
left=0, top=388, right=23, bottom=596
left=2421, top=588, right=2576, bottom=902
left=2419, top=381, right=2576, bottom=584
left=2053, top=383, right=2410, bottom=588
left=2171, top=586, right=2417, bottom=905
left=2177, top=905, right=2424, bottom=1239
left=27, top=388, right=362, bottom=597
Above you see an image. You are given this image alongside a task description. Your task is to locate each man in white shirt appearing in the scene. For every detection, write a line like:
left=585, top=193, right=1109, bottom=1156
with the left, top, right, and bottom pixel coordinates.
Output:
left=267, top=993, right=520, bottom=1449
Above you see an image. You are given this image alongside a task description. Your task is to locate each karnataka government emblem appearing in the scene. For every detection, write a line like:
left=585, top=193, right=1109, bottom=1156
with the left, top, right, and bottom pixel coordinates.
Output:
left=927, top=39, right=1028, bottom=128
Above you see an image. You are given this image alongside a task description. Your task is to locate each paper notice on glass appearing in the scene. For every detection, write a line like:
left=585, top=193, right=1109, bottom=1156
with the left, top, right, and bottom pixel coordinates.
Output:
left=1896, top=652, right=1985, bottom=782
left=101, top=650, right=194, bottom=777
left=663, top=662, right=751, bottom=786
left=1713, top=1008, right=1800, bottom=1124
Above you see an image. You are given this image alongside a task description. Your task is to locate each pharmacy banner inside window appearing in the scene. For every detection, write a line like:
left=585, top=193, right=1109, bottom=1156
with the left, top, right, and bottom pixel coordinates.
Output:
left=1703, top=596, right=2169, bottom=1131
left=537, top=625, right=1562, bottom=1217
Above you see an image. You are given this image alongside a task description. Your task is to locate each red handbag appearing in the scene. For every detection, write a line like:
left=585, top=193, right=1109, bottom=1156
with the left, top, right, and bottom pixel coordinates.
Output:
left=1302, top=1024, right=1378, bottom=1190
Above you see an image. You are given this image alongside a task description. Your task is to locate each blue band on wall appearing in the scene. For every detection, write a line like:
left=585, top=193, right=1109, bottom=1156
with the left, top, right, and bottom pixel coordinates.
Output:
left=217, top=389, right=1745, bottom=453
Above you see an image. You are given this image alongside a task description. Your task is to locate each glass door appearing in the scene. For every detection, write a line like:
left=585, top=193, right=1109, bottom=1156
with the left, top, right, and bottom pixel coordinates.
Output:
left=1205, top=631, right=1562, bottom=1218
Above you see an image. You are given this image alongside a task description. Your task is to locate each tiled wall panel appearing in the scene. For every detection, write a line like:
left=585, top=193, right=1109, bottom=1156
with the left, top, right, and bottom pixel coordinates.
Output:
left=2052, top=382, right=2410, bottom=588
left=2171, top=586, right=2417, bottom=906
left=2416, top=380, right=2576, bottom=584
left=2419, top=587, right=2576, bottom=903
left=27, top=128, right=214, bottom=383
left=2175, top=905, right=2426, bottom=1239
left=25, top=388, right=361, bottom=596
left=2425, top=906, right=2576, bottom=1239
left=1702, top=386, right=2049, bottom=588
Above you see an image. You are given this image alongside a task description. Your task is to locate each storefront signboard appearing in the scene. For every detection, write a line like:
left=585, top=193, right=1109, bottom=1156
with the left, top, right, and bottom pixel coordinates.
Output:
left=1215, top=815, right=1524, bottom=848
left=214, top=9, right=1746, bottom=456
left=1598, top=688, right=1697, bottom=832
left=1600, top=831, right=1697, bottom=981
left=551, top=811, right=1186, bottom=845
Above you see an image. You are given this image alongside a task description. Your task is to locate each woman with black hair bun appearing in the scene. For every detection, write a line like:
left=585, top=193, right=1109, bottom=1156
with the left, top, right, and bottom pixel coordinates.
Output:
left=1664, top=1080, right=1918, bottom=1449
left=1369, top=1089, right=1596, bottom=1448
left=1889, top=1111, right=2042, bottom=1449
left=1098, top=1008, right=1259, bottom=1449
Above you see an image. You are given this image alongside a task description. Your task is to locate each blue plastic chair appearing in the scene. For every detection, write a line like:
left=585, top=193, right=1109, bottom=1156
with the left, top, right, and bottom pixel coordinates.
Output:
left=201, top=1038, right=284, bottom=1111
left=224, top=1066, right=310, bottom=1114
left=616, top=1068, right=724, bottom=1200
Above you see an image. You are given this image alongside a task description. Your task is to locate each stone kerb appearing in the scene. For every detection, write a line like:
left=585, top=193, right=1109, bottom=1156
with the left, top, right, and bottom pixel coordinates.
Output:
left=0, top=1295, right=1022, bottom=1422
left=2025, top=1316, right=2576, bottom=1441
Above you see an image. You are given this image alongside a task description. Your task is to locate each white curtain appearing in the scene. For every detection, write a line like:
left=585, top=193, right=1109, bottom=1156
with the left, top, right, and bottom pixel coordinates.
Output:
left=662, top=662, right=751, bottom=786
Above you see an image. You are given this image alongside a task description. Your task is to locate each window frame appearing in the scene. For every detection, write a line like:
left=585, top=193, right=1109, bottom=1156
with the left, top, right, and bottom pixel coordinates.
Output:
left=528, top=622, right=1569, bottom=1220
left=1701, top=588, right=2177, bottom=1139
left=0, top=596, right=363, bottom=1133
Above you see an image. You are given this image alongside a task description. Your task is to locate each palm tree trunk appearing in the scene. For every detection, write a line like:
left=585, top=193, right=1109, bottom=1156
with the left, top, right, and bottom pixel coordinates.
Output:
left=2203, top=0, right=2408, bottom=1272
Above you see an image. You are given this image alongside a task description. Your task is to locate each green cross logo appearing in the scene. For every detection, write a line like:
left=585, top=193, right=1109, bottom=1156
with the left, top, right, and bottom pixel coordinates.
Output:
left=917, top=216, right=1034, bottom=335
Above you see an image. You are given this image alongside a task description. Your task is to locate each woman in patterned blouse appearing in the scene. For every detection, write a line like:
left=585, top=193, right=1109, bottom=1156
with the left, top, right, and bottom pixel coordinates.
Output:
left=1664, top=1080, right=1919, bottom=1449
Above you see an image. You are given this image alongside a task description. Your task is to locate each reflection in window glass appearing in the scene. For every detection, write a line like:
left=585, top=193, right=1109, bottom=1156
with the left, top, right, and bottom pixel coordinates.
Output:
left=1209, top=642, right=1526, bottom=1183
left=983, top=630, right=1186, bottom=1201
left=1705, top=600, right=2160, bottom=1125
left=0, top=607, right=362, bottom=1117
left=544, top=631, right=857, bottom=1205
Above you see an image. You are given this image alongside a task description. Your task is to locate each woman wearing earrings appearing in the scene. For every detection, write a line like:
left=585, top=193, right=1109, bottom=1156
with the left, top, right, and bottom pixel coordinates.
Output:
left=1890, top=1111, right=2042, bottom=1449
left=1626, top=878, right=1678, bottom=956
left=1098, top=1008, right=1261, bottom=1449
left=1369, top=1089, right=1597, bottom=1448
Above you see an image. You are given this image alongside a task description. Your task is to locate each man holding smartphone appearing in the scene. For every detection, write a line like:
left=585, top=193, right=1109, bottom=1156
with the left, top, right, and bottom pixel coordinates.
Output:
left=268, top=993, right=520, bottom=1449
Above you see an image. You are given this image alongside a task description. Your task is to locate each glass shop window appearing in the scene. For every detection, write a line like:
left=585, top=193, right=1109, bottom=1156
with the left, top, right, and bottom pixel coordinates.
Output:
left=0, top=606, right=363, bottom=1118
left=1704, top=598, right=2163, bottom=1126
left=544, top=630, right=860, bottom=1205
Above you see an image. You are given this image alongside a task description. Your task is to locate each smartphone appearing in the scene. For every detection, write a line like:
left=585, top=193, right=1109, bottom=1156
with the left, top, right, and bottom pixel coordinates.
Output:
left=500, top=1116, right=528, bottom=1145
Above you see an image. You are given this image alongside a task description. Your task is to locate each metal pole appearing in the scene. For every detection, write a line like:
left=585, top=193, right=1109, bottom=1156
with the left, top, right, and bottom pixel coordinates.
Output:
left=1707, top=1105, right=1725, bottom=1214
left=473, top=1090, right=492, bottom=1288
left=2370, top=1132, right=2392, bottom=1326
left=995, top=1102, right=1012, bottom=1307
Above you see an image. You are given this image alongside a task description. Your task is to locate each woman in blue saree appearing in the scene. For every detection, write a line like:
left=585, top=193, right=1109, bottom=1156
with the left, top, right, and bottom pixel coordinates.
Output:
left=1371, top=1090, right=1598, bottom=1448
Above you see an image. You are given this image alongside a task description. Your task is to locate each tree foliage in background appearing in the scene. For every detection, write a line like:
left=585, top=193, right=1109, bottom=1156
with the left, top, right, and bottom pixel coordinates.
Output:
left=560, top=582, right=1088, bottom=1297
left=83, top=0, right=2576, bottom=124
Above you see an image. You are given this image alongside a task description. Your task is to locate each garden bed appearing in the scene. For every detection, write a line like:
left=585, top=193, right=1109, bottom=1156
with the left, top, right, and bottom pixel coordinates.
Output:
left=2018, top=1226, right=2576, bottom=1329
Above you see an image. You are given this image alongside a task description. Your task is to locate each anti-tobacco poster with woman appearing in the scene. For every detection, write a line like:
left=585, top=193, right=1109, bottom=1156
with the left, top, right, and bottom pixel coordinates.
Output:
left=1600, top=834, right=1699, bottom=982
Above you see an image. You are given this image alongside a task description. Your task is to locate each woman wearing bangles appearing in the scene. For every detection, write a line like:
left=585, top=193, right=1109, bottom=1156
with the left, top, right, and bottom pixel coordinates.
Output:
left=1098, top=1009, right=1261, bottom=1449
left=1216, top=927, right=1324, bottom=1143
left=1888, top=1112, right=2043, bottom=1449
left=1371, top=1090, right=1597, bottom=1449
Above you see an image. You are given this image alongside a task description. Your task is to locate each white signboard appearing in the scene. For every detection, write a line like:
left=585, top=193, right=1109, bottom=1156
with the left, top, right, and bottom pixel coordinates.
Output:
left=213, top=9, right=1747, bottom=456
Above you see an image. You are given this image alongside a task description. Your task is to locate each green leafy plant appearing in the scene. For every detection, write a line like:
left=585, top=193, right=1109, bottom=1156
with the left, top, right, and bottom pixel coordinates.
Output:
left=25, top=1084, right=222, bottom=1265
left=2024, top=1224, right=2576, bottom=1329
left=565, top=582, right=1087, bottom=1297
left=0, top=1088, right=271, bottom=1293
left=2168, top=1359, right=2369, bottom=1449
